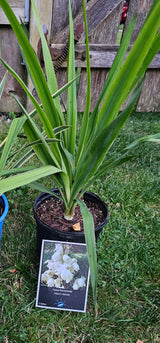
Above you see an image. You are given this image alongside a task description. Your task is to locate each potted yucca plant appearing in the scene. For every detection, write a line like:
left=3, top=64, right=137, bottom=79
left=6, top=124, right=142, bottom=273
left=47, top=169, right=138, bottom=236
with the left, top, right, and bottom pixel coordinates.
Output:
left=0, top=0, right=160, bottom=303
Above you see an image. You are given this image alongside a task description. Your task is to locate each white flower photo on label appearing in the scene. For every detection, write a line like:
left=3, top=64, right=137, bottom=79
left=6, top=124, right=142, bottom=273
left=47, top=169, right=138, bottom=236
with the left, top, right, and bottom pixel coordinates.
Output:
left=41, top=243, right=86, bottom=290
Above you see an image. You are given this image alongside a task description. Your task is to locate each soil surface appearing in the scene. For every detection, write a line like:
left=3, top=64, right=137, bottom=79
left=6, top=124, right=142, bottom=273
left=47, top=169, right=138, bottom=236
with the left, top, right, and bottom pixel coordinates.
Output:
left=36, top=196, right=105, bottom=232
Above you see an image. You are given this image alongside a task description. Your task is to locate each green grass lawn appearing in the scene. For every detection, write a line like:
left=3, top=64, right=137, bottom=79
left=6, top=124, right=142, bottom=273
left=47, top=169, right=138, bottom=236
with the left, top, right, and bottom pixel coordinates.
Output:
left=0, top=112, right=160, bottom=342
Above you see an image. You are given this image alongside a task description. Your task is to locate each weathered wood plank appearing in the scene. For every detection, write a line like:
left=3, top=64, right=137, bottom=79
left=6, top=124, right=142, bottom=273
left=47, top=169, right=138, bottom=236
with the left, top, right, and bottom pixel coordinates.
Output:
left=0, top=27, right=26, bottom=112
left=50, top=44, right=160, bottom=69
left=50, top=44, right=118, bottom=69
left=0, top=0, right=25, bottom=24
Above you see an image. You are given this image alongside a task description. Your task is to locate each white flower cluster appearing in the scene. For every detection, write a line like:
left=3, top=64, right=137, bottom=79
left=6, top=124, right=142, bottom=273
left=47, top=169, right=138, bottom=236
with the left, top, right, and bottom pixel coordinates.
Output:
left=41, top=244, right=86, bottom=290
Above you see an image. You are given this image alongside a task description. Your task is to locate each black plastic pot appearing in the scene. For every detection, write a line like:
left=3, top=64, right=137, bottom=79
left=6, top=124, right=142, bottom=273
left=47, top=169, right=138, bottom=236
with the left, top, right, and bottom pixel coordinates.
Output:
left=33, top=189, right=109, bottom=256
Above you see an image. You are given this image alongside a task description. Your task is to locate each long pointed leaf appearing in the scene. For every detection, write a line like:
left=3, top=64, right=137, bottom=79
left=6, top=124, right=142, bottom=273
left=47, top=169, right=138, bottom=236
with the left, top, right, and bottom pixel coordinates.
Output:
left=30, top=0, right=64, bottom=122
left=19, top=18, right=36, bottom=89
left=1, top=166, right=36, bottom=176
left=77, top=199, right=97, bottom=304
left=0, top=57, right=57, bottom=140
left=72, top=77, right=144, bottom=201
left=0, top=0, right=61, bottom=128
left=20, top=74, right=79, bottom=120
left=66, top=0, right=77, bottom=155
left=10, top=92, right=61, bottom=168
left=0, top=72, right=7, bottom=98
left=0, top=165, right=61, bottom=194
left=76, top=0, right=91, bottom=163
left=124, top=133, right=160, bottom=150
left=130, top=31, right=160, bottom=92
left=29, top=182, right=62, bottom=201
left=87, top=15, right=137, bottom=140
left=0, top=116, right=26, bottom=175
left=9, top=149, right=35, bottom=170
left=97, top=0, right=160, bottom=132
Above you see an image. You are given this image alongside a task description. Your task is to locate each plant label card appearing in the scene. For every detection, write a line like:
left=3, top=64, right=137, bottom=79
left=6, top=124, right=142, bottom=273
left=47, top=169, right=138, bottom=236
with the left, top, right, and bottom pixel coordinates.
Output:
left=36, top=240, right=90, bottom=312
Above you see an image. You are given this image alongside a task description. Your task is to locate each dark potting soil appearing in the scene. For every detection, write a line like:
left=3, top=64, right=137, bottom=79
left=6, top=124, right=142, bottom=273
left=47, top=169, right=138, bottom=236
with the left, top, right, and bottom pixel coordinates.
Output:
left=36, top=196, right=105, bottom=233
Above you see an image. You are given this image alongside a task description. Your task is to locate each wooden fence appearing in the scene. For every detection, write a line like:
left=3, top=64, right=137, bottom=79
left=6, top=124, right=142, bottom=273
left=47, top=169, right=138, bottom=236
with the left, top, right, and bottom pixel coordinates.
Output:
left=0, top=0, right=160, bottom=113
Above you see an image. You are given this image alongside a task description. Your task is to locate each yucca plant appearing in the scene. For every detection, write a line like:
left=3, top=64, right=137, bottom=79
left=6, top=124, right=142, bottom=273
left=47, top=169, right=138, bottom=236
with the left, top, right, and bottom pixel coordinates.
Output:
left=0, top=0, right=160, bottom=305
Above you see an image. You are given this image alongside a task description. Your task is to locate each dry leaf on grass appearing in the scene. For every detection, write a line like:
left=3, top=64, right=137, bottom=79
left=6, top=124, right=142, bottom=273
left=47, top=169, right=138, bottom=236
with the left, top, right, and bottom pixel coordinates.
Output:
left=9, top=268, right=18, bottom=274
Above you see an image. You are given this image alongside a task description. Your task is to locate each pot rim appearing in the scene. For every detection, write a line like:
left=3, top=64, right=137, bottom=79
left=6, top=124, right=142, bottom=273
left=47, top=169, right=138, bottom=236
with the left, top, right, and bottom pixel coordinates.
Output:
left=33, top=188, right=109, bottom=236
